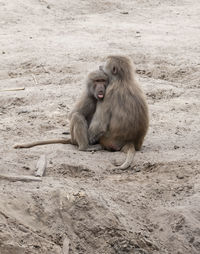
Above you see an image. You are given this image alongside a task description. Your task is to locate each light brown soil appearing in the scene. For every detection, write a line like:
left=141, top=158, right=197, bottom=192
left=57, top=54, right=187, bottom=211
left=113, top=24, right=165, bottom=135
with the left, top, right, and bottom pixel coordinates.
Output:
left=0, top=0, right=200, bottom=253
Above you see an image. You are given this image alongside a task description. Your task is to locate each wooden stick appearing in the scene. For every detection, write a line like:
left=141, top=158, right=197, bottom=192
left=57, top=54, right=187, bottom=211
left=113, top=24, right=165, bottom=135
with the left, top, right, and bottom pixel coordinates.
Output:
left=0, top=87, right=25, bottom=92
left=35, top=155, right=47, bottom=177
left=0, top=174, right=42, bottom=182
left=62, top=236, right=70, bottom=254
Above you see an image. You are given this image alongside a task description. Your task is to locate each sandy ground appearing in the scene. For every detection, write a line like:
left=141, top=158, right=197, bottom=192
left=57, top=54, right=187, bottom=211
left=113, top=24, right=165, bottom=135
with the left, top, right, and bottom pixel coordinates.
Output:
left=0, top=0, right=200, bottom=253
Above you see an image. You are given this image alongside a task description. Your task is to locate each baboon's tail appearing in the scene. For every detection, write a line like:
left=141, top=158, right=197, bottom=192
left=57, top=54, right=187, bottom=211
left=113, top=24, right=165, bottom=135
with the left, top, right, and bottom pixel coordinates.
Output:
left=114, top=143, right=136, bottom=170
left=13, top=138, right=72, bottom=149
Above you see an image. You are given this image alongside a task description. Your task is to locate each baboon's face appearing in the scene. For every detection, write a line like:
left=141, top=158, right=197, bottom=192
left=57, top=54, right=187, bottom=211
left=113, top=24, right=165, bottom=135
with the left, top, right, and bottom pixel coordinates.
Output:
left=93, top=79, right=108, bottom=100
left=87, top=70, right=109, bottom=100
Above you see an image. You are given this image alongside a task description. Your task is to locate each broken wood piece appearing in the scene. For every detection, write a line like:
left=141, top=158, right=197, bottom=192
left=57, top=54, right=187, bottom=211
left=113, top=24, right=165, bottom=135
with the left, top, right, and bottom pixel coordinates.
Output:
left=0, top=87, right=25, bottom=92
left=0, top=174, right=42, bottom=182
left=62, top=236, right=70, bottom=254
left=35, top=154, right=47, bottom=177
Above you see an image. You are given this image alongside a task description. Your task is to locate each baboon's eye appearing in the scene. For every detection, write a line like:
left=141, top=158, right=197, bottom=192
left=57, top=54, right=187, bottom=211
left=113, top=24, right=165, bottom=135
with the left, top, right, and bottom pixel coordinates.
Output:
left=112, top=66, right=117, bottom=75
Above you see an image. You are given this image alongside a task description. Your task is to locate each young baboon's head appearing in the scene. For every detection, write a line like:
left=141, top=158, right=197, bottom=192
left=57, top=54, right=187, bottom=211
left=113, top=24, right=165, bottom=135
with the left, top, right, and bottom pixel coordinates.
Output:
left=87, top=70, right=109, bottom=100
left=100, top=55, right=135, bottom=82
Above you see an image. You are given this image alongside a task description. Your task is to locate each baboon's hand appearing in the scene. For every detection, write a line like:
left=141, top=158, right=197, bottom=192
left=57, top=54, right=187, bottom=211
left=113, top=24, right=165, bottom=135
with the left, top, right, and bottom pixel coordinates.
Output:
left=88, top=130, right=98, bottom=144
left=88, top=127, right=103, bottom=144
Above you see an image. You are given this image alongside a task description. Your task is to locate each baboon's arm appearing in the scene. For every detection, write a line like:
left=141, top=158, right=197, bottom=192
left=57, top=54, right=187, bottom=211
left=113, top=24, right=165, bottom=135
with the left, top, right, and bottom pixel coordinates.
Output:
left=88, top=102, right=111, bottom=144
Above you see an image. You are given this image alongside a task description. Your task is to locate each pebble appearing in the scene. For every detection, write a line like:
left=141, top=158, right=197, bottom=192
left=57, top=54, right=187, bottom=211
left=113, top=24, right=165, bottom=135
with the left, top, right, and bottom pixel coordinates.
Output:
left=121, top=11, right=129, bottom=14
left=176, top=173, right=184, bottom=179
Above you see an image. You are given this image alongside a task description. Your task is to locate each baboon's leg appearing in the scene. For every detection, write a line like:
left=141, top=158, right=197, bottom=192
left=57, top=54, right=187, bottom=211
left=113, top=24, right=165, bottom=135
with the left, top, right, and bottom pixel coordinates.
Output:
left=70, top=112, right=89, bottom=151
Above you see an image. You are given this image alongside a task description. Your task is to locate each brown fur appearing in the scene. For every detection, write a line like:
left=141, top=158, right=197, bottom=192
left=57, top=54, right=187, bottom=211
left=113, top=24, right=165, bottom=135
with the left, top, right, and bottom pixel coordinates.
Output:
left=88, top=55, right=149, bottom=169
left=14, top=70, right=109, bottom=150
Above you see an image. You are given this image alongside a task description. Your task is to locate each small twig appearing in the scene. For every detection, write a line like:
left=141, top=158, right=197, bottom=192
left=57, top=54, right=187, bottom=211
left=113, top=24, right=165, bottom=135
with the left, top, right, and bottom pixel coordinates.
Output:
left=0, top=174, right=42, bottom=182
left=0, top=210, right=9, bottom=219
left=62, top=236, right=70, bottom=254
left=0, top=87, right=25, bottom=92
left=35, top=155, right=47, bottom=177
left=31, top=74, right=38, bottom=85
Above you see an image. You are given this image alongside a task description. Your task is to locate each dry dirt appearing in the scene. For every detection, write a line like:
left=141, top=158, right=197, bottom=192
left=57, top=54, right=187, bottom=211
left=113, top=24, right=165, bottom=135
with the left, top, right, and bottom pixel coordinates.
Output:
left=0, top=0, right=200, bottom=253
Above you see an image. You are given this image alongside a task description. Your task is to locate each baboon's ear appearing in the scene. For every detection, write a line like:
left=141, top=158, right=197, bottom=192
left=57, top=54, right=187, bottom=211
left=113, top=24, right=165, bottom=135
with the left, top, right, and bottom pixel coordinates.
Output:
left=112, top=66, right=117, bottom=75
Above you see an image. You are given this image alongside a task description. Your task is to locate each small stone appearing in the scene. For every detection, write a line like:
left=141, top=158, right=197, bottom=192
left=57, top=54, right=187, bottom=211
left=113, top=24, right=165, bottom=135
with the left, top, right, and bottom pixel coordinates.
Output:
left=176, top=173, right=184, bottom=179
left=23, top=166, right=30, bottom=170
left=174, top=145, right=179, bottom=149
left=135, top=168, right=141, bottom=172
left=121, top=11, right=129, bottom=14
left=189, top=236, right=195, bottom=243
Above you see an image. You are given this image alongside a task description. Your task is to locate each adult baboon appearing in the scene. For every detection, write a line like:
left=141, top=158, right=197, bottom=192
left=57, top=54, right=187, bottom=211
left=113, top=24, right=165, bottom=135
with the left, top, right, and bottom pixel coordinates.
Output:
left=14, top=70, right=109, bottom=150
left=88, top=55, right=149, bottom=170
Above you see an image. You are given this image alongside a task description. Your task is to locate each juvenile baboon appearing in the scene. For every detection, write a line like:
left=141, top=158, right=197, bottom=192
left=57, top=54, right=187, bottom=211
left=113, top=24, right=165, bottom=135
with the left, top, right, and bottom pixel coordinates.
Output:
left=88, top=55, right=149, bottom=170
left=69, top=70, right=109, bottom=150
left=14, top=70, right=109, bottom=150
